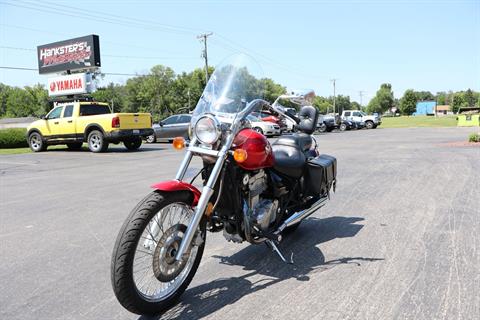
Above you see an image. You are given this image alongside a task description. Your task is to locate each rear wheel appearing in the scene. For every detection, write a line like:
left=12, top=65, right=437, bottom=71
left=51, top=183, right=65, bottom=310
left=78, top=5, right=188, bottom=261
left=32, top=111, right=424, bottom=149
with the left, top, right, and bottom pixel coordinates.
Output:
left=317, top=124, right=327, bottom=133
left=66, top=142, right=83, bottom=150
left=111, top=191, right=205, bottom=315
left=124, top=137, right=142, bottom=151
left=28, top=132, right=47, bottom=152
left=88, top=130, right=109, bottom=153
left=339, top=123, right=347, bottom=131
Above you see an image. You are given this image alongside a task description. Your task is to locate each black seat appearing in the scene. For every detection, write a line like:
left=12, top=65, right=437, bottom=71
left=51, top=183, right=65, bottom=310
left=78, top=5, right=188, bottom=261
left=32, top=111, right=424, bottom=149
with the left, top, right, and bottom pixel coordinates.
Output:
left=271, top=105, right=319, bottom=178
left=272, top=143, right=306, bottom=178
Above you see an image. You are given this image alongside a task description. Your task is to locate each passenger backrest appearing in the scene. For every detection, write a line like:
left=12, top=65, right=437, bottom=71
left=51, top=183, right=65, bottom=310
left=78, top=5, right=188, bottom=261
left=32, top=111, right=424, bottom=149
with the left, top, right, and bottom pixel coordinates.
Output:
left=296, top=106, right=319, bottom=134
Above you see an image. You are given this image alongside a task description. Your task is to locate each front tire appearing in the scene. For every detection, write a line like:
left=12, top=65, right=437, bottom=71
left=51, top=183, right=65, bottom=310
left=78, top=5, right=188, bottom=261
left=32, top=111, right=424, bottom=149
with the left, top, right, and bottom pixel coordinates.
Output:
left=111, top=191, right=205, bottom=315
left=88, top=130, right=109, bottom=153
left=254, top=127, right=264, bottom=135
left=365, top=121, right=374, bottom=129
left=28, top=132, right=47, bottom=152
left=339, top=123, right=347, bottom=131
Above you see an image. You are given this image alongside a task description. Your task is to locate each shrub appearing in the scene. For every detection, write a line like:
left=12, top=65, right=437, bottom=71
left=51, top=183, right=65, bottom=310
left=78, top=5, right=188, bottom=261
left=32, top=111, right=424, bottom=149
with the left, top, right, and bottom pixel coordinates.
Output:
left=0, top=128, right=28, bottom=148
left=468, top=132, right=480, bottom=143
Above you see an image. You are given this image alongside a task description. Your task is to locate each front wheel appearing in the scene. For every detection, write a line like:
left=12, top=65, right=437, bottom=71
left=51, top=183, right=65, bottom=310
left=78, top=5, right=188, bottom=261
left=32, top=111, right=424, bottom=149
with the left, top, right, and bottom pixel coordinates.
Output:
left=28, top=132, right=47, bottom=152
left=111, top=191, right=206, bottom=315
left=339, top=123, right=347, bottom=131
left=365, top=121, right=374, bottom=129
left=254, top=127, right=264, bottom=135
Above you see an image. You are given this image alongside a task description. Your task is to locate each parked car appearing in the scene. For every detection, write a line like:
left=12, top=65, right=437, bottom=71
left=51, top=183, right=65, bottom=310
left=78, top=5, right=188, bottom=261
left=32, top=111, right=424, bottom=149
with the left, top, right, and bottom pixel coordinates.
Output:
left=317, top=115, right=338, bottom=132
left=27, top=100, right=153, bottom=153
left=247, top=115, right=281, bottom=136
left=342, top=110, right=381, bottom=129
left=146, top=114, right=191, bottom=143
left=252, top=111, right=288, bottom=132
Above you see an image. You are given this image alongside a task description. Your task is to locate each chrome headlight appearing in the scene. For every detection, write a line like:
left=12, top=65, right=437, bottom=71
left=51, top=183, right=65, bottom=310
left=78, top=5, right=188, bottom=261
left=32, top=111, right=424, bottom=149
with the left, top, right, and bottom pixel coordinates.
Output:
left=194, top=114, right=221, bottom=145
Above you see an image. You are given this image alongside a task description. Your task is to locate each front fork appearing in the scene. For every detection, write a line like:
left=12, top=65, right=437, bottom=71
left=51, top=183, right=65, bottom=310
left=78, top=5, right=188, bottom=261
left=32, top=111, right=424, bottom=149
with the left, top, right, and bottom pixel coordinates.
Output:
left=174, top=141, right=229, bottom=261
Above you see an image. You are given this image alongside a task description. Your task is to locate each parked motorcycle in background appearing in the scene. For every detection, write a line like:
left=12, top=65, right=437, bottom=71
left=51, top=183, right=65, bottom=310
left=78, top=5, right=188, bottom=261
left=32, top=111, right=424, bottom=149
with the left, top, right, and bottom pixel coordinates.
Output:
left=111, top=54, right=337, bottom=315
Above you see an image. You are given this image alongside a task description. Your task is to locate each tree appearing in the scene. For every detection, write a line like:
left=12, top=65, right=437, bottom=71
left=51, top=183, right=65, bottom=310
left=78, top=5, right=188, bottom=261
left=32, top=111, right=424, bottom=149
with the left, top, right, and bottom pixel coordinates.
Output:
left=367, top=83, right=394, bottom=114
left=464, top=89, right=477, bottom=107
left=92, top=83, right=126, bottom=113
left=350, top=101, right=361, bottom=110
left=334, top=95, right=351, bottom=114
left=400, top=89, right=417, bottom=115
left=451, top=93, right=468, bottom=113
left=262, top=78, right=286, bottom=104
left=313, top=96, right=332, bottom=114
left=415, top=91, right=434, bottom=101
left=0, top=83, right=12, bottom=117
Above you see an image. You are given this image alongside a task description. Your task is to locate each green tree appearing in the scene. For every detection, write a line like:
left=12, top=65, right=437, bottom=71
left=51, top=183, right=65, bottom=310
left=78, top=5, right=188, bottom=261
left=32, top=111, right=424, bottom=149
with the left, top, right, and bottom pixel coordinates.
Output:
left=262, top=78, right=286, bottom=104
left=415, top=91, right=435, bottom=101
left=313, top=96, right=332, bottom=114
left=464, top=89, right=477, bottom=107
left=6, top=87, right=36, bottom=117
left=367, top=83, right=394, bottom=114
left=400, top=89, right=417, bottom=115
left=451, top=93, right=467, bottom=113
left=350, top=101, right=361, bottom=110
left=92, top=82, right=126, bottom=113
left=334, top=95, right=351, bottom=114
left=0, top=83, right=12, bottom=117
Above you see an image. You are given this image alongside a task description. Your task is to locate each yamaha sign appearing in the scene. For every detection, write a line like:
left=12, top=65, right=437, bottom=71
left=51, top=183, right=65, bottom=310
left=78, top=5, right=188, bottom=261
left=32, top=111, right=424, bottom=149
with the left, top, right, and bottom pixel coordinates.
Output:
left=47, top=73, right=93, bottom=96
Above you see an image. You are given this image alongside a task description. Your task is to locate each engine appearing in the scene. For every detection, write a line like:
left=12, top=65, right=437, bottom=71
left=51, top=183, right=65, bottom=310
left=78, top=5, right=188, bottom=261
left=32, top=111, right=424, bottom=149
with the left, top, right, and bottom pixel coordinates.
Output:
left=244, top=170, right=278, bottom=231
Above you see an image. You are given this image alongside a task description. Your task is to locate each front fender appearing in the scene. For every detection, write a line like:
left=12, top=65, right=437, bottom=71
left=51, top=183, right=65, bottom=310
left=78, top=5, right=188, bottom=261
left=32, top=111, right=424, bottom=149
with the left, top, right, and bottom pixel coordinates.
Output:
left=151, top=180, right=201, bottom=206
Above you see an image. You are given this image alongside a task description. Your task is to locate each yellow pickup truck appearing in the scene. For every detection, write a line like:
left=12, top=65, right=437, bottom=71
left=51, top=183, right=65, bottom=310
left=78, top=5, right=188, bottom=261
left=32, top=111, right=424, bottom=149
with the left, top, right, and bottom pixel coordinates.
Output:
left=27, top=100, right=153, bottom=152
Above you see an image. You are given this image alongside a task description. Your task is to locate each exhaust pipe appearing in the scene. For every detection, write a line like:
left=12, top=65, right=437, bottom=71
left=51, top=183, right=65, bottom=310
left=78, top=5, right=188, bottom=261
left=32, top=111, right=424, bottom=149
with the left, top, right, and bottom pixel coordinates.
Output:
left=275, top=196, right=328, bottom=234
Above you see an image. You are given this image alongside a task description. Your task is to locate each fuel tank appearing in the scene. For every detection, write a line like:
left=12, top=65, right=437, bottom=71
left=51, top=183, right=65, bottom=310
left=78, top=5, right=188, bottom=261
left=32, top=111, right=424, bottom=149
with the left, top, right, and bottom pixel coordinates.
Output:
left=233, top=128, right=275, bottom=170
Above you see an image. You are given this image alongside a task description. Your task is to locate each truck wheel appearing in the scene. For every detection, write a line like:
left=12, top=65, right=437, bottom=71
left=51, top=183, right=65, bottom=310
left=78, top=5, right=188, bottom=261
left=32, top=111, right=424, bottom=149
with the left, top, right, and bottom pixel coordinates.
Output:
left=365, top=121, right=374, bottom=129
left=124, top=137, right=142, bottom=151
left=146, top=134, right=156, bottom=143
left=88, top=130, right=109, bottom=153
left=339, top=123, right=347, bottom=131
left=317, top=124, right=327, bottom=133
left=28, top=132, right=47, bottom=152
left=67, top=142, right=83, bottom=150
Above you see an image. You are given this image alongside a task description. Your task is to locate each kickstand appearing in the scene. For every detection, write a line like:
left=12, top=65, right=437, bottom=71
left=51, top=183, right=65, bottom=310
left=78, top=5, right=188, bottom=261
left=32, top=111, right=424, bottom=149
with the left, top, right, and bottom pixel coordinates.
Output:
left=265, top=240, right=294, bottom=264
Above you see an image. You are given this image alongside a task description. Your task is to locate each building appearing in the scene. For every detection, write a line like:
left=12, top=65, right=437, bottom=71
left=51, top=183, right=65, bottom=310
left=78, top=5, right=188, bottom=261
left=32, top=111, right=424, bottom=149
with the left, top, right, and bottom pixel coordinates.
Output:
left=413, top=101, right=436, bottom=116
left=435, top=105, right=452, bottom=115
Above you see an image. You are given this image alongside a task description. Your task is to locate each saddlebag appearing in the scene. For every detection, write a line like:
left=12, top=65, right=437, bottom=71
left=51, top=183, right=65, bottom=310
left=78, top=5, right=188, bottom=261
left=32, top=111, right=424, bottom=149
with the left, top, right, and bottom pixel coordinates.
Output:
left=305, top=154, right=337, bottom=196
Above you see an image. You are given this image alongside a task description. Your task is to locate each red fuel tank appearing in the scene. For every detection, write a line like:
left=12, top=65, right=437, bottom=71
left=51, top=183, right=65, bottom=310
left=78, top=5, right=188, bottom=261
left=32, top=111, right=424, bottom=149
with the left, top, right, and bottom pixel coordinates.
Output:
left=233, top=128, right=275, bottom=171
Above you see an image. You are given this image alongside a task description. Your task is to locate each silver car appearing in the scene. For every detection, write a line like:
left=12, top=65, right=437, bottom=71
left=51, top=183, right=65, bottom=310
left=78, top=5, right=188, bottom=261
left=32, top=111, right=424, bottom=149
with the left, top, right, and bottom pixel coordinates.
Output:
left=146, top=114, right=191, bottom=143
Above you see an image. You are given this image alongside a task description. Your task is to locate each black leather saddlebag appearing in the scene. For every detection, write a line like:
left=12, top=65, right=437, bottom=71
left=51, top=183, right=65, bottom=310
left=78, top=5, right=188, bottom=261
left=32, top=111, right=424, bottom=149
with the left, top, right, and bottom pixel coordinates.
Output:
left=305, top=154, right=337, bottom=196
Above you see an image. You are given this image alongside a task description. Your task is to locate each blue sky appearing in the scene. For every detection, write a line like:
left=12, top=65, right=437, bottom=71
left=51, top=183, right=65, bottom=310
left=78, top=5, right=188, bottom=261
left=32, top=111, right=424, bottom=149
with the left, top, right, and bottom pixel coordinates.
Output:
left=0, top=0, right=479, bottom=104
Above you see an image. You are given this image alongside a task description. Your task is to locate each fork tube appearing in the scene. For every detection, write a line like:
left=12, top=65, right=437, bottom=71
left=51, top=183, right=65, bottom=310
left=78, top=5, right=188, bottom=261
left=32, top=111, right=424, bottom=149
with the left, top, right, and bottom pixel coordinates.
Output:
left=175, top=138, right=196, bottom=181
left=175, top=145, right=228, bottom=261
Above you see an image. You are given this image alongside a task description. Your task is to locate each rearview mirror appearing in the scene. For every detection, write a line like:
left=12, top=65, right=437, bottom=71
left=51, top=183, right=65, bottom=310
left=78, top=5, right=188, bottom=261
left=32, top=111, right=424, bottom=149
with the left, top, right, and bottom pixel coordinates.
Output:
left=41, top=115, right=46, bottom=120
left=159, top=121, right=164, bottom=127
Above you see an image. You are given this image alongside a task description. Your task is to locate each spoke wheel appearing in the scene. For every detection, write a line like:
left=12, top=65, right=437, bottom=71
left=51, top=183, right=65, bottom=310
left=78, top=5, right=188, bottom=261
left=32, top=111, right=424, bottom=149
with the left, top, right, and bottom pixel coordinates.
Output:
left=111, top=191, right=206, bottom=315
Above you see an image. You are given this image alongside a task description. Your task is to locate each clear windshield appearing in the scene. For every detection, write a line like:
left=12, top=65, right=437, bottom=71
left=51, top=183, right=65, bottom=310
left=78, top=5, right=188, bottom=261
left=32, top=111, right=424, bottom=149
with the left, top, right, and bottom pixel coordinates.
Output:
left=192, top=54, right=264, bottom=122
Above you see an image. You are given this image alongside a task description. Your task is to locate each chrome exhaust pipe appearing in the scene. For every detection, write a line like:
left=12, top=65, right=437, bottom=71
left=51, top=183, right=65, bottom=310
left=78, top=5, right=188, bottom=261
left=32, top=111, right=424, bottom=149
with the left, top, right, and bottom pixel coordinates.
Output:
left=275, top=196, right=328, bottom=234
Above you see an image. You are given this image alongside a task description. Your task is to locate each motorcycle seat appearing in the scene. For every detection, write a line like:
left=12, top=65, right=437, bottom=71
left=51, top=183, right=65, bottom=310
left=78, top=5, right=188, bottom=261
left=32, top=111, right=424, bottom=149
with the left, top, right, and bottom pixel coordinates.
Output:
left=272, top=136, right=308, bottom=178
left=274, top=133, right=312, bottom=152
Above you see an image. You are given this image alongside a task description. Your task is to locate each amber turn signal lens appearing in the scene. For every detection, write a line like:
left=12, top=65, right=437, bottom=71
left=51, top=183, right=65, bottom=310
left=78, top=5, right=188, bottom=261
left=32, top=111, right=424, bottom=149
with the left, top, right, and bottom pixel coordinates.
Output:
left=233, top=148, right=248, bottom=163
left=172, top=137, right=185, bottom=150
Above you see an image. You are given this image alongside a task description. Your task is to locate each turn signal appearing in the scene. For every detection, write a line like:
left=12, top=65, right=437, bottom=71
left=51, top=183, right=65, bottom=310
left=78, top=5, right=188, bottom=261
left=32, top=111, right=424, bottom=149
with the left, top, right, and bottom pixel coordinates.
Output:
left=172, top=137, right=185, bottom=150
left=233, top=148, right=248, bottom=163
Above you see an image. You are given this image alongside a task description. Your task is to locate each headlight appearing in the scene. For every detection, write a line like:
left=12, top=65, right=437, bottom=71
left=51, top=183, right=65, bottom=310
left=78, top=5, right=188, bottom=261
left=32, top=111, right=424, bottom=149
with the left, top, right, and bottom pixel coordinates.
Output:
left=194, top=115, right=221, bottom=145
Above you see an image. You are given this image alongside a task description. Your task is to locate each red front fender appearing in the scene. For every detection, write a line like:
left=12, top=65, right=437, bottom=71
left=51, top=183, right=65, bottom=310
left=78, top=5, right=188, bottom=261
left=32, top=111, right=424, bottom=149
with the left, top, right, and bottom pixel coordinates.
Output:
left=151, top=180, right=201, bottom=206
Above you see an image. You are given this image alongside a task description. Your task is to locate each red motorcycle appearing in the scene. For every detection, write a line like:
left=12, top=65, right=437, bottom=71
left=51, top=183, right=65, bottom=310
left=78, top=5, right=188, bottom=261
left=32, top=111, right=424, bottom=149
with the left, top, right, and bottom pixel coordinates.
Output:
left=111, top=55, right=337, bottom=315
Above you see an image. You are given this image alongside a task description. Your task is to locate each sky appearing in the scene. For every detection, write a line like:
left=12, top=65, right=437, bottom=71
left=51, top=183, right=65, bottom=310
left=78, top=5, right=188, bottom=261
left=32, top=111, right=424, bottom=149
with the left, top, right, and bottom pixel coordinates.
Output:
left=0, top=0, right=479, bottom=104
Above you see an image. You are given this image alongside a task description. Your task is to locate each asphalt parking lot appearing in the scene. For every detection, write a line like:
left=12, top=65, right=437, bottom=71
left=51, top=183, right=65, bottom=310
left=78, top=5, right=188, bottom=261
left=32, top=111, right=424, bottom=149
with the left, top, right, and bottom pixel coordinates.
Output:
left=1, top=127, right=479, bottom=320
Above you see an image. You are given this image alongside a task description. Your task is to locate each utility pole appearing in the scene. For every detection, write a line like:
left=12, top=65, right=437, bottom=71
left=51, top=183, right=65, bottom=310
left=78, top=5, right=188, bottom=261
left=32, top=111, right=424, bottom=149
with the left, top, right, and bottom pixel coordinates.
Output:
left=197, top=32, right=213, bottom=84
left=358, top=91, right=365, bottom=108
left=330, top=79, right=338, bottom=115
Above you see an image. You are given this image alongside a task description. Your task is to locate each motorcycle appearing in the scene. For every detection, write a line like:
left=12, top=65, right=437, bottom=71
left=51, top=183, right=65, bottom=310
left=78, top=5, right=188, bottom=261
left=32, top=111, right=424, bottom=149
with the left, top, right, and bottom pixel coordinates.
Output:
left=111, top=54, right=337, bottom=315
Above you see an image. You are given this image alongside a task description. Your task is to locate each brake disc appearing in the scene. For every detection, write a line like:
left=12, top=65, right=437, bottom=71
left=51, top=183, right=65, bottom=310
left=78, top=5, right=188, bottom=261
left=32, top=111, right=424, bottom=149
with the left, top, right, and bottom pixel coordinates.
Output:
left=153, top=224, right=192, bottom=282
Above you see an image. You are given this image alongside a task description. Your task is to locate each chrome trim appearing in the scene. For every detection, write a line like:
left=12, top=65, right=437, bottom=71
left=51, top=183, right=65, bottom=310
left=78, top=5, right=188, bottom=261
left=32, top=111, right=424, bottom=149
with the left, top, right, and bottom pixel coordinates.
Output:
left=275, top=196, right=328, bottom=234
left=188, top=146, right=220, bottom=157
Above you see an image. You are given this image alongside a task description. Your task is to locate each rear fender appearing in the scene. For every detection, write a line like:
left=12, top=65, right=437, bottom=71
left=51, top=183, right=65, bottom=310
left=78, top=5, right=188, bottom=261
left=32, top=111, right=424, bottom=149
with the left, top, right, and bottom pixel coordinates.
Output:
left=151, top=180, right=201, bottom=206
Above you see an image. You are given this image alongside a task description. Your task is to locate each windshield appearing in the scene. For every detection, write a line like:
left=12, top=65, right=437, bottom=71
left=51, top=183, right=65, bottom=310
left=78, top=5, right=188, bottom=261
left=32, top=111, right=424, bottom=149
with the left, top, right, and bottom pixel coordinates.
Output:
left=247, top=115, right=261, bottom=122
left=192, top=54, right=264, bottom=123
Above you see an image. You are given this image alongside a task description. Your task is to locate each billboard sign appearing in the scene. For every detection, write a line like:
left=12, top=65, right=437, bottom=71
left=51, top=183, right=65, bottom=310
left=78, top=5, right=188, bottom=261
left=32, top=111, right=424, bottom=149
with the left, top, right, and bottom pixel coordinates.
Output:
left=47, top=73, right=93, bottom=96
left=37, top=35, right=100, bottom=74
